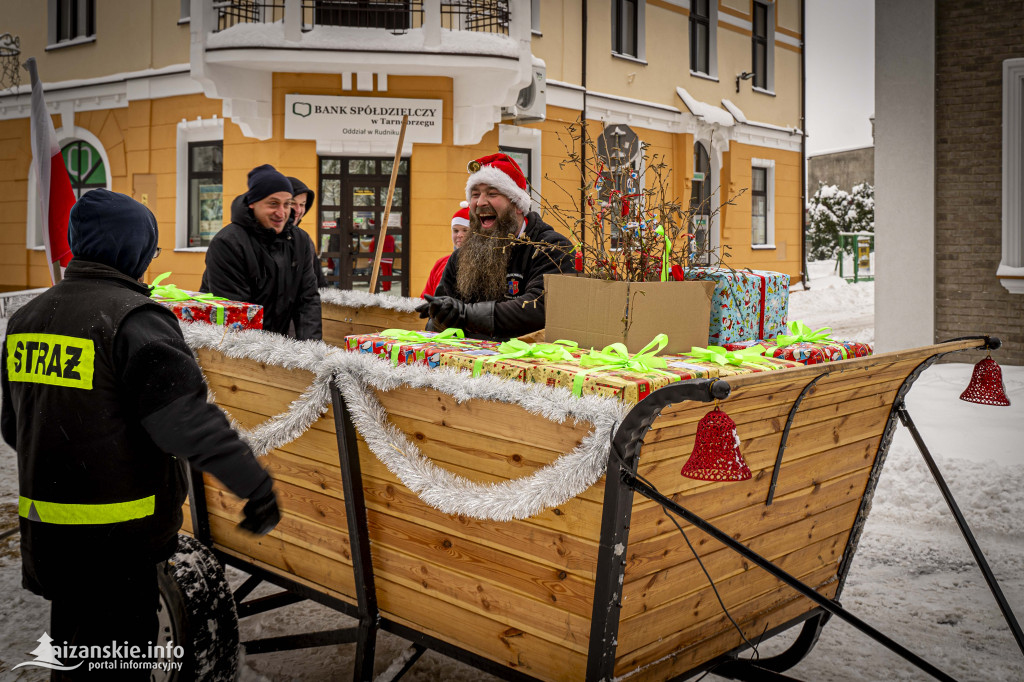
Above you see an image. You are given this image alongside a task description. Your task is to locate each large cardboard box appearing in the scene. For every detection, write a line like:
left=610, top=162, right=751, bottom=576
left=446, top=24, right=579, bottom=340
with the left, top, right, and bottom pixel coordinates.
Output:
left=543, top=275, right=716, bottom=354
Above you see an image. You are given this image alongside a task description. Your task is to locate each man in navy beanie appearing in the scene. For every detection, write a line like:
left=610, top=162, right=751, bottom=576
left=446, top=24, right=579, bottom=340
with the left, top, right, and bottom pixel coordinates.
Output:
left=201, top=164, right=322, bottom=339
left=2, top=189, right=279, bottom=678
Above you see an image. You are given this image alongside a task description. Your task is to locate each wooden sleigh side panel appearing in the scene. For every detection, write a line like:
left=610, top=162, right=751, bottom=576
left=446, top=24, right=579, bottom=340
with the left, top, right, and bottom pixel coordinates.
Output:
left=609, top=341, right=983, bottom=680
left=184, top=337, right=985, bottom=682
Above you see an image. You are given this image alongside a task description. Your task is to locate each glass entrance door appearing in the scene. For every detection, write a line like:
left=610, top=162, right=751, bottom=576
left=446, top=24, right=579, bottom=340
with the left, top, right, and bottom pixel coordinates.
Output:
left=317, top=157, right=410, bottom=295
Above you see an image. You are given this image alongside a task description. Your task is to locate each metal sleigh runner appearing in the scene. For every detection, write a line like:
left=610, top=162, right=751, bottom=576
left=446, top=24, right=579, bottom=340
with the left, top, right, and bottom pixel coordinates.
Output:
left=158, top=312, right=1022, bottom=682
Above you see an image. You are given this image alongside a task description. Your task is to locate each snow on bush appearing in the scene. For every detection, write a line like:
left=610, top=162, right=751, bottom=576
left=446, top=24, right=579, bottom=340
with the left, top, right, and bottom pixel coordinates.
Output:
left=806, top=182, right=874, bottom=261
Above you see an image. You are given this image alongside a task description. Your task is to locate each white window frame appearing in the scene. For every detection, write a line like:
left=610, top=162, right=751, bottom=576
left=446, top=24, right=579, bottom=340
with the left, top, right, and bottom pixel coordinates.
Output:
left=530, top=0, right=541, bottom=35
left=998, top=58, right=1024, bottom=294
left=750, top=158, right=775, bottom=249
left=751, top=0, right=775, bottom=95
left=498, top=124, right=542, bottom=213
left=611, top=0, right=646, bottom=63
left=179, top=0, right=190, bottom=24
left=26, top=125, right=111, bottom=251
left=46, top=0, right=96, bottom=50
left=688, top=0, right=718, bottom=81
left=175, top=116, right=224, bottom=251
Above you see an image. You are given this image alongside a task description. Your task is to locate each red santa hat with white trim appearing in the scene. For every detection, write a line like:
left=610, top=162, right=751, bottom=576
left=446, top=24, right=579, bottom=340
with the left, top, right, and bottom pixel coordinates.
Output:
left=465, top=153, right=532, bottom=214
left=451, top=201, right=470, bottom=228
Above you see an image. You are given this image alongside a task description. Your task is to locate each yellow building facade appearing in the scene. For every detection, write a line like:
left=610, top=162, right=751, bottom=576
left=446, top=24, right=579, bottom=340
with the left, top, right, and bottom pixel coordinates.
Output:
left=0, top=0, right=804, bottom=294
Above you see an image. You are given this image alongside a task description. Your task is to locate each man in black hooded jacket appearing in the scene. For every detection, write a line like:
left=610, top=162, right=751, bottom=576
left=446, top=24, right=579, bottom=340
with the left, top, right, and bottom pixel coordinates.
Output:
left=289, top=175, right=327, bottom=289
left=201, top=164, right=322, bottom=340
left=1, top=189, right=279, bottom=677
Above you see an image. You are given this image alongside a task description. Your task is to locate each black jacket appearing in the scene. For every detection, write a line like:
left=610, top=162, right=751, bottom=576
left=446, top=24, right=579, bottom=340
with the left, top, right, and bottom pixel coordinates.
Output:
left=1, top=260, right=271, bottom=597
left=200, top=195, right=322, bottom=340
left=436, top=212, right=572, bottom=339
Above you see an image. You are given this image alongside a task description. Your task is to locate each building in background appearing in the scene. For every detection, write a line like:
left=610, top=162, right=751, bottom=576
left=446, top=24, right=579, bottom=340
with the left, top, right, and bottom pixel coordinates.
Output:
left=807, top=144, right=873, bottom=194
left=875, top=0, right=1022, bottom=364
left=0, top=0, right=805, bottom=300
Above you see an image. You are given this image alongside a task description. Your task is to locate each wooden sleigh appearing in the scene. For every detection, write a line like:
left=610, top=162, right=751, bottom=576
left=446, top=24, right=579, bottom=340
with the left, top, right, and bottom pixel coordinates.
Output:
left=175, top=302, right=1008, bottom=681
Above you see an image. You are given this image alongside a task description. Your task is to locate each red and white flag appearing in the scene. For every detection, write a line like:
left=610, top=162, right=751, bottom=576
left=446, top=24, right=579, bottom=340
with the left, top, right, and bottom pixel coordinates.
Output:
left=26, top=57, right=74, bottom=285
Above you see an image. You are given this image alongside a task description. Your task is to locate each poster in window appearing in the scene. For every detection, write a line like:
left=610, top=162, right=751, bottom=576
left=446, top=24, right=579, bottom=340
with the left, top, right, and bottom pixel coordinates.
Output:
left=199, top=184, right=223, bottom=241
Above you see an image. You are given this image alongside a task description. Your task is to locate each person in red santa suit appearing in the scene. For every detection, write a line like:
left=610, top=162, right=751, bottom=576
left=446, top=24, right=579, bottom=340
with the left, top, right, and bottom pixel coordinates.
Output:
left=416, top=153, right=573, bottom=340
left=368, top=227, right=396, bottom=292
left=421, top=203, right=470, bottom=298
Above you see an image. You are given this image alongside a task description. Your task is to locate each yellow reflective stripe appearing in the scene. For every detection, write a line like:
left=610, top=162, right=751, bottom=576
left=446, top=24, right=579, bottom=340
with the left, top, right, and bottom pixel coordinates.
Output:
left=5, top=333, right=95, bottom=390
left=18, top=495, right=155, bottom=525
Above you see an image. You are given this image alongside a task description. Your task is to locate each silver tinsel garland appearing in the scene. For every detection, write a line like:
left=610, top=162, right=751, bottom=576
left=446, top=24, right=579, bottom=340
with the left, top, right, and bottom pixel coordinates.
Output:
left=182, top=323, right=629, bottom=521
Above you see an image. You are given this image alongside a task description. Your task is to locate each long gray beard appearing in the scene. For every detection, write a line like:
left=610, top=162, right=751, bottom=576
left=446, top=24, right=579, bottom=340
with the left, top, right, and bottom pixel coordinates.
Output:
left=455, top=211, right=518, bottom=302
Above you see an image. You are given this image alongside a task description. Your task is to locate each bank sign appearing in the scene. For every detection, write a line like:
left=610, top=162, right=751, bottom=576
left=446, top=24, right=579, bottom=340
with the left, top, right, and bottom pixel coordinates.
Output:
left=285, top=95, right=443, bottom=144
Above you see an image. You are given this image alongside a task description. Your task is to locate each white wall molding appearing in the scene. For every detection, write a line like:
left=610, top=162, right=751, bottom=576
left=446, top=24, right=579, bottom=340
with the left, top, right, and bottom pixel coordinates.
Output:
left=175, top=116, right=224, bottom=249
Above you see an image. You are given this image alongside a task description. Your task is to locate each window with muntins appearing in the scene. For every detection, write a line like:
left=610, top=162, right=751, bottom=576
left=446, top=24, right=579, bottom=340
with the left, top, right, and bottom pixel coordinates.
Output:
left=752, top=2, right=768, bottom=90
left=690, top=0, right=710, bottom=74
left=51, top=0, right=95, bottom=44
left=751, top=167, right=768, bottom=245
left=187, top=142, right=224, bottom=248
left=612, top=0, right=638, bottom=58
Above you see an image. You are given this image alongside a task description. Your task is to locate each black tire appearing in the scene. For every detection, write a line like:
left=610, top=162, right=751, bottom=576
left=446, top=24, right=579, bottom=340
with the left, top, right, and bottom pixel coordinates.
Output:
left=153, top=534, right=240, bottom=682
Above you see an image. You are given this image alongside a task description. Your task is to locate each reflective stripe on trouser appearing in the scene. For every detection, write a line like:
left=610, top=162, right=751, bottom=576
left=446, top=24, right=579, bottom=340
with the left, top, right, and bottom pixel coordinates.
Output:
left=18, top=495, right=156, bottom=524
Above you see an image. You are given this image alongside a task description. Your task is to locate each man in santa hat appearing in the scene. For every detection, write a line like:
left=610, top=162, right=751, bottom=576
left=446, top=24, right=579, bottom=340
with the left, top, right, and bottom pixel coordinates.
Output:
left=421, top=203, right=470, bottom=298
left=417, top=153, right=572, bottom=340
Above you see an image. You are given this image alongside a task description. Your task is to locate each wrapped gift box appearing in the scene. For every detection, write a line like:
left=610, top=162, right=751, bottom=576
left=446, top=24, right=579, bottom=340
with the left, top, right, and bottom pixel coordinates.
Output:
left=440, top=340, right=586, bottom=382
left=154, top=294, right=263, bottom=331
left=669, top=351, right=803, bottom=376
left=149, top=273, right=263, bottom=331
left=343, top=331, right=500, bottom=368
left=683, top=268, right=789, bottom=345
left=440, top=349, right=543, bottom=382
left=722, top=327, right=873, bottom=366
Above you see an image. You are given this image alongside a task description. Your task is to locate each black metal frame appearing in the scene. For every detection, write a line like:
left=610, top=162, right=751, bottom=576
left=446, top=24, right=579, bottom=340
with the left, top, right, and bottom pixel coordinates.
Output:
left=180, top=336, right=1020, bottom=681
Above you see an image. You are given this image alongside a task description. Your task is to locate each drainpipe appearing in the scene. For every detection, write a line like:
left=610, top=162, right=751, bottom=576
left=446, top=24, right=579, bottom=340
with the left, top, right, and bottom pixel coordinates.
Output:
left=800, top=0, right=809, bottom=289
left=580, top=0, right=588, bottom=259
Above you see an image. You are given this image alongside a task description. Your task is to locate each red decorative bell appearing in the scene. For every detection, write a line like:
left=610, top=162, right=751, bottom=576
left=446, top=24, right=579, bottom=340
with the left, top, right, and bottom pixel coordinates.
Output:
left=959, top=356, right=1011, bottom=406
left=680, top=407, right=752, bottom=481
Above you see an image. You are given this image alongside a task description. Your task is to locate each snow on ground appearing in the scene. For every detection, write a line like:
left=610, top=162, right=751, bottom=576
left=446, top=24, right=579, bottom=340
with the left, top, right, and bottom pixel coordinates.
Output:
left=1, top=263, right=1022, bottom=681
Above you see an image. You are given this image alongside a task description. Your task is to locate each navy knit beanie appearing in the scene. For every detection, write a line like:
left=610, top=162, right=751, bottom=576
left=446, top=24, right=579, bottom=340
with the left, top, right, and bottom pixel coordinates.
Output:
left=245, top=164, right=293, bottom=204
left=67, top=189, right=158, bottom=280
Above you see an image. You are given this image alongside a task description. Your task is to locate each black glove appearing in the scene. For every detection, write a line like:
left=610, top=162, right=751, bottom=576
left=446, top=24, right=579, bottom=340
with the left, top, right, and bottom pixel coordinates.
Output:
left=415, top=295, right=496, bottom=335
left=238, top=479, right=280, bottom=536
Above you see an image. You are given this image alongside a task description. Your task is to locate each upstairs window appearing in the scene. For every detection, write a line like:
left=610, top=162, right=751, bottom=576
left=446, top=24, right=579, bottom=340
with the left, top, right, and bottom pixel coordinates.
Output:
left=612, top=0, right=645, bottom=61
left=49, top=0, right=95, bottom=47
left=751, top=1, right=774, bottom=92
left=690, top=0, right=710, bottom=74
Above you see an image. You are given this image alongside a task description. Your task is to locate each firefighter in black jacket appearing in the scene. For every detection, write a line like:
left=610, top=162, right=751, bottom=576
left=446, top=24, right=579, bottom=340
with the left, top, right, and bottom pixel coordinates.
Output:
left=201, top=164, right=322, bottom=340
left=417, top=153, right=573, bottom=340
left=1, top=189, right=279, bottom=677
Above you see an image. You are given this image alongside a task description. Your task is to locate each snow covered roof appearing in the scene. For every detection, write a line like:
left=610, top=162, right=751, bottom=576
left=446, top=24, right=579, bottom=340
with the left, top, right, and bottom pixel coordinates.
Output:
left=675, top=86, right=735, bottom=127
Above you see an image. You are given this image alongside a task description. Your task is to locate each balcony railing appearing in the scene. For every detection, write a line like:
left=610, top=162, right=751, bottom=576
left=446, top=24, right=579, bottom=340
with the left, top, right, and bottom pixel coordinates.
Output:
left=214, top=0, right=510, bottom=36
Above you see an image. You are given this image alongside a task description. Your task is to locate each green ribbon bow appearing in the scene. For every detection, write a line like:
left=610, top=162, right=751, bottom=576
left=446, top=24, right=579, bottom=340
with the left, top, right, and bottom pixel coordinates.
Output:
left=379, top=327, right=481, bottom=366
left=571, top=334, right=678, bottom=396
left=774, top=320, right=839, bottom=346
left=688, top=344, right=780, bottom=368
left=771, top=321, right=847, bottom=359
left=149, top=272, right=229, bottom=325
left=654, top=224, right=671, bottom=282
left=471, top=339, right=580, bottom=377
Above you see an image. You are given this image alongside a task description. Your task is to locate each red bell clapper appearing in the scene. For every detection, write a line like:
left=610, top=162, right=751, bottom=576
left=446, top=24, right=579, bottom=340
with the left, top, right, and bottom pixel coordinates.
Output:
left=680, top=406, right=752, bottom=481
left=959, top=355, right=1011, bottom=406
